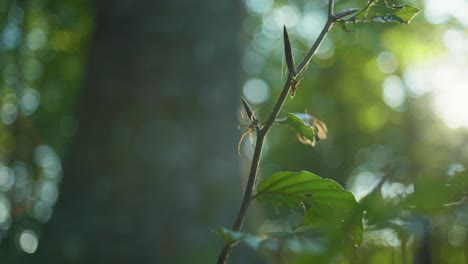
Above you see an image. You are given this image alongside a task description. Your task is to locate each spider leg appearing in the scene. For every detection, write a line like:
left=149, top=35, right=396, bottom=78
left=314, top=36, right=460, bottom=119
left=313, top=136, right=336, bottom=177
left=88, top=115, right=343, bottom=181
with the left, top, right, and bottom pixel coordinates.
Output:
left=238, top=130, right=249, bottom=156
left=240, top=109, right=246, bottom=121
left=248, top=129, right=254, bottom=146
left=250, top=109, right=257, bottom=122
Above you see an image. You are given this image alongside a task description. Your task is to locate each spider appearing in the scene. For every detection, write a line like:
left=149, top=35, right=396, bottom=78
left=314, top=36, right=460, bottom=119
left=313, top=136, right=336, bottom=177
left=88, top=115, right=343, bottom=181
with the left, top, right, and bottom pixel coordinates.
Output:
left=237, top=111, right=255, bottom=156
left=237, top=101, right=259, bottom=156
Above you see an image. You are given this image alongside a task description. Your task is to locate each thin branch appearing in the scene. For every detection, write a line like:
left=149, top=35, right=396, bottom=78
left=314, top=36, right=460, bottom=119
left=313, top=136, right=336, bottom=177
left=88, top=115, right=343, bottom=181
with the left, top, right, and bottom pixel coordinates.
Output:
left=328, top=0, right=335, bottom=17
left=264, top=17, right=334, bottom=130
left=262, top=74, right=294, bottom=132
left=294, top=17, right=334, bottom=77
left=217, top=132, right=265, bottom=264
left=217, top=1, right=337, bottom=263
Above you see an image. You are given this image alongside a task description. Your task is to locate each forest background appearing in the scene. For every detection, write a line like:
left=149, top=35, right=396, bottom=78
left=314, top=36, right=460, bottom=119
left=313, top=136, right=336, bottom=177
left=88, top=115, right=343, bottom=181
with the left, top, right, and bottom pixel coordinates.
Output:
left=0, top=0, right=467, bottom=263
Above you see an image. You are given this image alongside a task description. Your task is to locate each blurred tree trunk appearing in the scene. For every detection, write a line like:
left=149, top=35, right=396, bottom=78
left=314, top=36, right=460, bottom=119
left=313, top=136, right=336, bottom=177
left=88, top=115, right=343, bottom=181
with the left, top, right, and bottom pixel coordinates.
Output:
left=34, top=1, right=243, bottom=263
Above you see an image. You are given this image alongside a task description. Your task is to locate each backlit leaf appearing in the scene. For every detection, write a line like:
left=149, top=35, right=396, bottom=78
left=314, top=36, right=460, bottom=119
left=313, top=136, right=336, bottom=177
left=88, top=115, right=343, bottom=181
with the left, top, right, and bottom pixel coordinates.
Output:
left=255, top=171, right=363, bottom=246
left=341, top=0, right=420, bottom=24
left=215, top=227, right=329, bottom=254
left=275, top=113, right=327, bottom=147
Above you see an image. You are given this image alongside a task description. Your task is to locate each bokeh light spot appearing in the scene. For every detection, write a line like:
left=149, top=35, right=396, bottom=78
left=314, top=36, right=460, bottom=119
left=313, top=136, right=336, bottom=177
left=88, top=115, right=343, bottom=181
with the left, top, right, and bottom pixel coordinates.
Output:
left=1, top=23, right=22, bottom=49
left=273, top=5, right=301, bottom=29
left=316, top=38, right=334, bottom=60
left=243, top=78, right=270, bottom=104
left=382, top=75, right=405, bottom=109
left=366, top=228, right=401, bottom=247
left=447, top=163, right=465, bottom=176
left=0, top=167, right=15, bottom=191
left=347, top=172, right=381, bottom=201
left=1, top=103, right=18, bottom=125
left=34, top=145, right=62, bottom=179
left=377, top=51, right=397, bottom=74
left=424, top=0, right=468, bottom=26
left=432, top=64, right=468, bottom=128
left=299, top=11, right=326, bottom=43
left=40, top=181, right=59, bottom=204
left=0, top=197, right=11, bottom=224
left=19, top=230, right=38, bottom=254
left=27, top=29, right=46, bottom=50
left=246, top=0, right=273, bottom=15
left=381, top=182, right=413, bottom=202
left=403, top=66, right=433, bottom=97
left=33, top=201, right=53, bottom=222
left=443, top=29, right=466, bottom=53
left=20, top=88, right=41, bottom=115
left=252, top=32, right=275, bottom=54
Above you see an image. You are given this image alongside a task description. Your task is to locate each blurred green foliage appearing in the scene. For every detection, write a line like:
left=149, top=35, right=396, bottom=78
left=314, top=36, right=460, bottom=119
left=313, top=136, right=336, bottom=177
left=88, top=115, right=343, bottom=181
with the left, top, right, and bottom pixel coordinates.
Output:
left=239, top=0, right=468, bottom=263
left=0, top=0, right=93, bottom=257
left=0, top=0, right=466, bottom=263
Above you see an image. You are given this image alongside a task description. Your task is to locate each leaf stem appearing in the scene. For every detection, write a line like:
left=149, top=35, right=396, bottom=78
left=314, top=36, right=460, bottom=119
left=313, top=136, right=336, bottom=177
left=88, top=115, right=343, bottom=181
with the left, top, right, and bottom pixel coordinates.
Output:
left=217, top=1, right=336, bottom=263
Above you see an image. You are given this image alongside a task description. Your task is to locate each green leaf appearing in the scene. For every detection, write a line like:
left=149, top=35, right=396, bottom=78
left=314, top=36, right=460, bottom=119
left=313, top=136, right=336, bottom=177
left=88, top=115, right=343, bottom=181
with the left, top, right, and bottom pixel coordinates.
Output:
left=370, top=5, right=420, bottom=24
left=275, top=113, right=327, bottom=147
left=342, top=0, right=420, bottom=24
left=341, top=0, right=376, bottom=22
left=215, top=227, right=243, bottom=245
left=215, top=227, right=329, bottom=254
left=404, top=170, right=468, bottom=214
left=255, top=171, right=363, bottom=246
left=338, top=21, right=351, bottom=33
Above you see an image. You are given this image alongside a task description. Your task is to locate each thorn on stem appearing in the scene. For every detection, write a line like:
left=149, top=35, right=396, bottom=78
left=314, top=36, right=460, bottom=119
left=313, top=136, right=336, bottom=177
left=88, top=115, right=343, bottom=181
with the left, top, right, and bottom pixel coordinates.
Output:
left=240, top=97, right=257, bottom=124
left=283, top=26, right=296, bottom=77
left=334, top=8, right=361, bottom=21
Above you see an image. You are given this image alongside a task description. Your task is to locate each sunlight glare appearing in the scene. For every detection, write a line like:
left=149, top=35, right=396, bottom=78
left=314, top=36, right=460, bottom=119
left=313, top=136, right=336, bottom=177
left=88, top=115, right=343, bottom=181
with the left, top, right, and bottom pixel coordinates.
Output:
left=432, top=63, right=468, bottom=128
left=404, top=45, right=468, bottom=129
left=347, top=172, right=381, bottom=201
left=365, top=228, right=401, bottom=247
left=424, top=0, right=468, bottom=26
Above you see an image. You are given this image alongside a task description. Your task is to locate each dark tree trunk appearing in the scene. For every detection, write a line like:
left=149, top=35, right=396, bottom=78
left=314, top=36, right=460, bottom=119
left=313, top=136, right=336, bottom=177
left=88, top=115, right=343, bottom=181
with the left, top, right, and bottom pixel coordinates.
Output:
left=34, top=1, right=243, bottom=263
left=414, top=218, right=432, bottom=264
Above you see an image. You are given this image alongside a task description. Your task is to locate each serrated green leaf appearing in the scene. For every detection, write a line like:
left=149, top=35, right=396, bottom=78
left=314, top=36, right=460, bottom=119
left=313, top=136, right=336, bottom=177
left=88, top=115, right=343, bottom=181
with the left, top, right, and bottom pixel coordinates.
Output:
left=371, top=5, right=420, bottom=24
left=343, top=0, right=420, bottom=24
left=275, top=113, right=327, bottom=147
left=343, top=0, right=376, bottom=21
left=255, top=171, right=363, bottom=246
